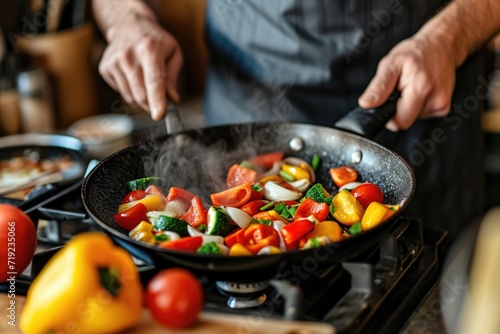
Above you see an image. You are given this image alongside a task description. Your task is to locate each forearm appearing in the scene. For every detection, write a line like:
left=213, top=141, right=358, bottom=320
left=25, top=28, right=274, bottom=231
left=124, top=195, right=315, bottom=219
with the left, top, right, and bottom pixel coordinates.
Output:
left=418, top=0, right=500, bottom=68
left=92, top=0, right=158, bottom=41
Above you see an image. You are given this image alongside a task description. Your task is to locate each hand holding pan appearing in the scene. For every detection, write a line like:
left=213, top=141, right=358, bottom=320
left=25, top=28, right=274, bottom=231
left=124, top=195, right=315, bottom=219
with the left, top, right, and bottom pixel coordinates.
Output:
left=335, top=91, right=401, bottom=139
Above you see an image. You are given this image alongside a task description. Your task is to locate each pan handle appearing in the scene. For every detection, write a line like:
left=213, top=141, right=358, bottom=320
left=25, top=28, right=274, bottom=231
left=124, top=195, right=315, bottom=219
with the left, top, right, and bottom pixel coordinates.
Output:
left=334, top=91, right=400, bottom=139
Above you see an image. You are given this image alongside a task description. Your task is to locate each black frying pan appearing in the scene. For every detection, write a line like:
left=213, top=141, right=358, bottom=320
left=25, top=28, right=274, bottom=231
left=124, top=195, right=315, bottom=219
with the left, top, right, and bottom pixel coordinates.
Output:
left=0, top=134, right=87, bottom=214
left=82, top=94, right=415, bottom=282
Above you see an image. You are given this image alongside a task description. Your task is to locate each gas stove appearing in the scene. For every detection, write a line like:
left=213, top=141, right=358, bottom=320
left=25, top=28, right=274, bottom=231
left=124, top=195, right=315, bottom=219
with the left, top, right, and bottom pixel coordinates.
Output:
left=0, top=179, right=448, bottom=334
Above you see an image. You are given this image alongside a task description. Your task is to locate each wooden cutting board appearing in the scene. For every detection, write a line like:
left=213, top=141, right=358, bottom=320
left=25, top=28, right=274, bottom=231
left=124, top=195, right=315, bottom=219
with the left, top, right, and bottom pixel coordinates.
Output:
left=0, top=295, right=335, bottom=334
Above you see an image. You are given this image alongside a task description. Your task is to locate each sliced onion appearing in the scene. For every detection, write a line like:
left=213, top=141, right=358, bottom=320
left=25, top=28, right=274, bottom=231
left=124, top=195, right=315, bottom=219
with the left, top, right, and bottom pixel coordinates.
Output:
left=272, top=221, right=287, bottom=252
left=187, top=225, right=224, bottom=245
left=257, top=161, right=283, bottom=180
left=339, top=181, right=363, bottom=192
left=283, top=157, right=316, bottom=183
left=216, top=244, right=230, bottom=256
left=264, top=181, right=302, bottom=202
left=164, top=199, right=189, bottom=216
left=224, top=206, right=252, bottom=229
left=287, top=178, right=311, bottom=193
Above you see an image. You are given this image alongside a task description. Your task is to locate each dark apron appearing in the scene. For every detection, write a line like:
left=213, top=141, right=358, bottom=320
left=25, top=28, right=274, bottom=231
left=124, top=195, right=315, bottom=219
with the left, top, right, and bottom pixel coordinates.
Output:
left=203, top=0, right=484, bottom=239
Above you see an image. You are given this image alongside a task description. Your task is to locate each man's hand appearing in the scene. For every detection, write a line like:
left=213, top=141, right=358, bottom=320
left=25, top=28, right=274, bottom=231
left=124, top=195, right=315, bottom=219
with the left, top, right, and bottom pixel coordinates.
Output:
left=358, top=34, right=457, bottom=131
left=96, top=10, right=183, bottom=120
left=359, top=0, right=500, bottom=132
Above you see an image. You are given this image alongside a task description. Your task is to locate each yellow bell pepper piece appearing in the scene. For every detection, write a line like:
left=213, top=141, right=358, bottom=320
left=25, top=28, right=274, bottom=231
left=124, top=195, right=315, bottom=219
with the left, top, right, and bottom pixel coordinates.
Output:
left=300, top=221, right=343, bottom=248
left=382, top=204, right=400, bottom=221
left=228, top=243, right=253, bottom=256
left=118, top=194, right=163, bottom=213
left=21, top=232, right=143, bottom=334
left=361, top=202, right=391, bottom=231
left=129, top=221, right=155, bottom=244
left=332, top=189, right=365, bottom=226
left=281, top=163, right=310, bottom=181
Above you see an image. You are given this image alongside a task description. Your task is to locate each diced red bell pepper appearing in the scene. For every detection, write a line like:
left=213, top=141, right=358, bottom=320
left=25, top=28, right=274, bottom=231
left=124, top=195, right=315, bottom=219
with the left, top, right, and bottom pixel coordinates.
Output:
left=330, top=166, right=358, bottom=187
left=249, top=152, right=285, bottom=170
left=249, top=182, right=265, bottom=201
left=294, top=198, right=329, bottom=222
left=166, top=187, right=196, bottom=203
left=179, top=196, right=208, bottom=228
left=226, top=164, right=257, bottom=188
left=239, top=200, right=270, bottom=217
left=159, top=236, right=203, bottom=252
left=242, top=224, right=280, bottom=254
left=210, top=182, right=252, bottom=208
left=281, top=219, right=314, bottom=250
left=224, top=228, right=246, bottom=248
left=114, top=202, right=148, bottom=231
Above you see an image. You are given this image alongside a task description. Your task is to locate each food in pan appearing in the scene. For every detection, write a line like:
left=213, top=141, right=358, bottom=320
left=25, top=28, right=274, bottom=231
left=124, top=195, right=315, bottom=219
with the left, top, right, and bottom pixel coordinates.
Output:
left=0, top=153, right=76, bottom=189
left=115, top=152, right=400, bottom=255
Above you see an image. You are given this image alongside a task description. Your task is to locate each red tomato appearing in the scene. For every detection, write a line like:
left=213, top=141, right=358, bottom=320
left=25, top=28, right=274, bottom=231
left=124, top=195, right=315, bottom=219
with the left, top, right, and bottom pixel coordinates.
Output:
left=210, top=182, right=252, bottom=208
left=226, top=164, right=257, bottom=188
left=249, top=152, right=285, bottom=170
left=0, top=204, right=37, bottom=282
left=146, top=268, right=204, bottom=329
left=351, top=183, right=384, bottom=209
left=330, top=166, right=358, bottom=187
left=113, top=203, right=148, bottom=231
left=121, top=190, right=146, bottom=204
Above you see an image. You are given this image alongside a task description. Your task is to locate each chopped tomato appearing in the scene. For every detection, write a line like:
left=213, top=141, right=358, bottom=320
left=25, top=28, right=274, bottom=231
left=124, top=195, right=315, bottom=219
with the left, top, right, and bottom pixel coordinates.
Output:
left=249, top=152, right=285, bottom=170
left=210, top=182, right=252, bottom=208
left=226, top=164, right=257, bottom=188
left=350, top=183, right=384, bottom=209
left=239, top=200, right=270, bottom=216
left=179, top=196, right=208, bottom=228
left=330, top=166, right=358, bottom=187
left=159, top=236, right=203, bottom=252
left=121, top=190, right=146, bottom=204
left=114, top=203, right=148, bottom=231
left=293, top=198, right=329, bottom=222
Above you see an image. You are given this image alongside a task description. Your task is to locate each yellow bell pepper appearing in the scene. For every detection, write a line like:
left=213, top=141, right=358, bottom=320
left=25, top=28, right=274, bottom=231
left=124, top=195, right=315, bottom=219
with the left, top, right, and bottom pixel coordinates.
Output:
left=382, top=204, right=400, bottom=221
left=118, top=194, right=163, bottom=213
left=332, top=189, right=365, bottom=226
left=228, top=243, right=253, bottom=256
left=129, top=221, right=155, bottom=244
left=281, top=163, right=310, bottom=181
left=21, top=232, right=143, bottom=334
left=361, top=202, right=391, bottom=231
left=299, top=221, right=343, bottom=248
left=259, top=175, right=283, bottom=184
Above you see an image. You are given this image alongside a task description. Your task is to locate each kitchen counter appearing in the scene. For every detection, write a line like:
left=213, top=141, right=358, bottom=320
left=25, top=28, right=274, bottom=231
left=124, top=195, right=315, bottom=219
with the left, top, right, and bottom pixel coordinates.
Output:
left=0, top=294, right=334, bottom=334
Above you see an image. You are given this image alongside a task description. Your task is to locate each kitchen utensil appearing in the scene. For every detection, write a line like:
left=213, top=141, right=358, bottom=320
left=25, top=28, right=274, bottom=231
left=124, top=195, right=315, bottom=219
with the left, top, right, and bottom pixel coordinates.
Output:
left=164, top=103, right=182, bottom=135
left=82, top=96, right=414, bottom=282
